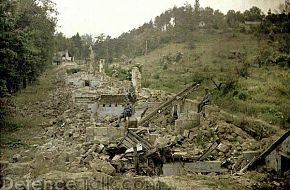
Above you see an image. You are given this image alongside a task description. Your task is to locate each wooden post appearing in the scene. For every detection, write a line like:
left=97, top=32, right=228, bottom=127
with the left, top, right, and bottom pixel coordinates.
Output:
left=134, top=145, right=139, bottom=174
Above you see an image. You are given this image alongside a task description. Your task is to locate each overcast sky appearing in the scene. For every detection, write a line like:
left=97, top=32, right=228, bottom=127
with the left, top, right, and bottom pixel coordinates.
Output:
left=52, top=0, right=284, bottom=38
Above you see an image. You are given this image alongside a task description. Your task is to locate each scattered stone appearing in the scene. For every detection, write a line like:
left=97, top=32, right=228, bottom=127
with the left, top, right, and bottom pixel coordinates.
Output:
left=83, top=154, right=93, bottom=163
left=183, top=130, right=190, bottom=138
left=12, top=154, right=21, bottom=163
left=89, top=159, right=116, bottom=175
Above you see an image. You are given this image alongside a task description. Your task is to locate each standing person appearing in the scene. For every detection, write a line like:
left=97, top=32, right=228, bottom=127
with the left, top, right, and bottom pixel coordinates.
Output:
left=197, top=87, right=210, bottom=113
left=117, top=102, right=133, bottom=126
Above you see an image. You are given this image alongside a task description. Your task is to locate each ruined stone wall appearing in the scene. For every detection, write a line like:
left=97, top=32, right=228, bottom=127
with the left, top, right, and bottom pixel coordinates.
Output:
left=132, top=67, right=142, bottom=95
left=66, top=78, right=85, bottom=88
left=96, top=105, right=124, bottom=118
left=66, top=73, right=103, bottom=89
left=99, top=59, right=105, bottom=73
left=265, top=136, right=290, bottom=173
left=181, top=99, right=199, bottom=113
left=86, top=126, right=124, bottom=143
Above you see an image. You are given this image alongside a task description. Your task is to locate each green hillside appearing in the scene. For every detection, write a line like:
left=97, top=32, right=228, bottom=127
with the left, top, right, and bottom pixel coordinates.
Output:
left=131, top=31, right=290, bottom=128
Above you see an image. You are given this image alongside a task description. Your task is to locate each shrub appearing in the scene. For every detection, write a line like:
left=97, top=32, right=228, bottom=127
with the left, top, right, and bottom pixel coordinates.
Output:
left=153, top=74, right=160, bottom=79
left=274, top=54, right=290, bottom=67
left=162, top=64, right=168, bottom=70
left=238, top=92, right=248, bottom=101
left=235, top=63, right=249, bottom=78
left=142, top=78, right=151, bottom=88
left=222, top=79, right=238, bottom=95
left=256, top=48, right=290, bottom=68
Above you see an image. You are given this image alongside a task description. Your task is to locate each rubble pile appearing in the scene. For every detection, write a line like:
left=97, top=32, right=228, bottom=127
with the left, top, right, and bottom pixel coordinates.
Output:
left=1, top=61, right=288, bottom=190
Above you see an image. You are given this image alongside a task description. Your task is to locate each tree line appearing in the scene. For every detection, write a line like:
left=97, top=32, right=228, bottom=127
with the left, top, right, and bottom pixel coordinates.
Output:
left=57, top=1, right=288, bottom=64
left=0, top=0, right=56, bottom=118
left=0, top=0, right=56, bottom=97
left=92, top=2, right=266, bottom=62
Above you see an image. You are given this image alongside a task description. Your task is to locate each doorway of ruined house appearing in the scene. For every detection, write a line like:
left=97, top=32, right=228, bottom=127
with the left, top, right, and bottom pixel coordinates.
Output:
left=280, top=153, right=290, bottom=176
left=172, top=104, right=178, bottom=120
left=85, top=80, right=90, bottom=86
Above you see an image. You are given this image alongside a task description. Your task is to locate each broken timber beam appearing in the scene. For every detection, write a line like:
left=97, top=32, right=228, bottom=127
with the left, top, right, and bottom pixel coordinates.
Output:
left=198, top=140, right=220, bottom=161
left=240, top=129, right=290, bottom=173
left=118, top=129, right=153, bottom=150
left=139, top=82, right=200, bottom=126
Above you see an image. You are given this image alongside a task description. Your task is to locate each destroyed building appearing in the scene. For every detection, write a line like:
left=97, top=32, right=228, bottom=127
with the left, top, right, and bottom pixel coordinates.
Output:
left=1, top=60, right=290, bottom=190
left=52, top=50, right=74, bottom=65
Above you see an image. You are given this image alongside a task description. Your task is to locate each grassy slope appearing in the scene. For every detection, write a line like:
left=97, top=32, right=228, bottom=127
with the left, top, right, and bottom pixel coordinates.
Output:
left=0, top=66, right=55, bottom=160
left=134, top=31, right=290, bottom=128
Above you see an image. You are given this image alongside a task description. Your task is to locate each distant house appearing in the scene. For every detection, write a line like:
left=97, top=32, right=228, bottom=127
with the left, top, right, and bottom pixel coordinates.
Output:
left=244, top=21, right=261, bottom=25
left=52, top=50, right=73, bottom=65
left=170, top=17, right=175, bottom=27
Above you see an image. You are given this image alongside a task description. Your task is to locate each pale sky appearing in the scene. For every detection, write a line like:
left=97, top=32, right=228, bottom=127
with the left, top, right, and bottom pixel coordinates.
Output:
left=52, top=0, right=284, bottom=38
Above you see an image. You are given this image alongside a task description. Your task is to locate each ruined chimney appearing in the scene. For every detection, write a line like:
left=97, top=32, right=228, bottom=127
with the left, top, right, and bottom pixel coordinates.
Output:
left=99, top=59, right=105, bottom=73
left=132, top=66, right=142, bottom=95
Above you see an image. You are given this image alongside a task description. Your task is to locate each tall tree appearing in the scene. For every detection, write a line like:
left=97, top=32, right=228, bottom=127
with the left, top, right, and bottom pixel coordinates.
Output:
left=244, top=6, right=264, bottom=21
left=0, top=0, right=56, bottom=95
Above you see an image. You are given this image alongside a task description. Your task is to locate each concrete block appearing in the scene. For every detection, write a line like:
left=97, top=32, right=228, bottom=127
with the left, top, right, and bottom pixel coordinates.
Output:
left=183, top=99, right=199, bottom=113
left=162, top=161, right=222, bottom=176
left=148, top=134, right=159, bottom=144
left=86, top=127, right=94, bottom=136
left=128, top=117, right=138, bottom=128
left=175, top=113, right=200, bottom=130
left=242, top=151, right=261, bottom=161
left=162, top=162, right=185, bottom=176
left=184, top=161, right=222, bottom=173
left=183, top=130, right=190, bottom=138
left=87, top=127, right=124, bottom=143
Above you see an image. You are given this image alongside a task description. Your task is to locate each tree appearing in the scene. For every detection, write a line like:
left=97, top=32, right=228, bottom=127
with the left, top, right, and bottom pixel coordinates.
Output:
left=212, top=10, right=226, bottom=29
left=194, top=0, right=200, bottom=15
left=0, top=0, right=56, bottom=95
left=70, top=33, right=83, bottom=59
left=243, top=6, right=264, bottom=21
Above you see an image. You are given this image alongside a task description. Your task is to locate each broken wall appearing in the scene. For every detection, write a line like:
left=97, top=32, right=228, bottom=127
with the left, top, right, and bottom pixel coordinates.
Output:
left=95, top=94, right=127, bottom=118
left=132, top=67, right=142, bottom=95
left=265, top=136, right=290, bottom=174
left=99, top=59, right=105, bottom=73
left=66, top=73, right=103, bottom=89
left=181, top=99, right=199, bottom=113
left=96, top=105, right=124, bottom=118
left=86, top=126, right=124, bottom=144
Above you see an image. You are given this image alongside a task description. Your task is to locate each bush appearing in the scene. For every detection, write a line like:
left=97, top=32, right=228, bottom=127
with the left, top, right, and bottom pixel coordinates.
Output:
left=162, top=64, right=168, bottom=70
left=238, top=92, right=248, bottom=101
left=257, top=48, right=290, bottom=68
left=274, top=54, right=290, bottom=67
left=153, top=74, right=160, bottom=79
left=236, top=64, right=249, bottom=78
left=222, top=79, right=238, bottom=95
left=142, top=78, right=151, bottom=88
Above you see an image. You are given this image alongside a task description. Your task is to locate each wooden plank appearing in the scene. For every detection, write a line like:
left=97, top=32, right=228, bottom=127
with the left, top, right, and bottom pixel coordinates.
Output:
left=162, top=161, right=222, bottom=176
left=139, top=82, right=200, bottom=126
left=198, top=141, right=220, bottom=161
left=122, top=139, right=133, bottom=149
left=128, top=130, right=152, bottom=149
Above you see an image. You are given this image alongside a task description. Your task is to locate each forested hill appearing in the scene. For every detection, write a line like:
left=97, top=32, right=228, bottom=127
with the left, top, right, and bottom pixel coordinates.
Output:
left=54, top=1, right=289, bottom=65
